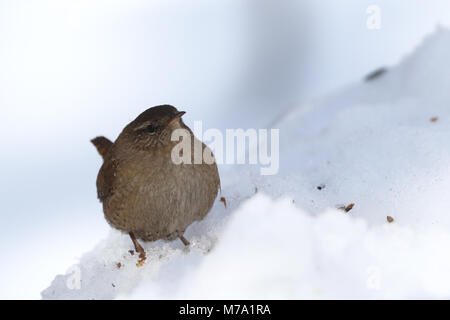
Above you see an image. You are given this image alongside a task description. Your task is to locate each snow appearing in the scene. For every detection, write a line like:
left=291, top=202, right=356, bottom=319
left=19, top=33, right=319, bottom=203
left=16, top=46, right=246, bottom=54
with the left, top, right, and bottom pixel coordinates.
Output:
left=3, top=3, right=450, bottom=299
left=128, top=195, right=450, bottom=299
left=42, top=28, right=450, bottom=299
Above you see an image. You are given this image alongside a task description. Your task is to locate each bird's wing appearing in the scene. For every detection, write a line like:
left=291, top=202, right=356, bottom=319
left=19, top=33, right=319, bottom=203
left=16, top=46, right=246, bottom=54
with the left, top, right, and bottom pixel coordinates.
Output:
left=96, top=157, right=118, bottom=202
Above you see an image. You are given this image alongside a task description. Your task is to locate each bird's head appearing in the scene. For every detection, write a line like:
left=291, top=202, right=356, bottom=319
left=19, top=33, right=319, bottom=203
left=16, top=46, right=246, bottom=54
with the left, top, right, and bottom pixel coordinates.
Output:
left=120, top=105, right=187, bottom=150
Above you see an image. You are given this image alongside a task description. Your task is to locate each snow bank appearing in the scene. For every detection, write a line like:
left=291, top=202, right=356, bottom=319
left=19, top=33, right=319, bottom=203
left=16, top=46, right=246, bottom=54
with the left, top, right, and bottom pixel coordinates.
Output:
left=43, top=28, right=450, bottom=299
left=129, top=195, right=450, bottom=299
left=43, top=194, right=450, bottom=299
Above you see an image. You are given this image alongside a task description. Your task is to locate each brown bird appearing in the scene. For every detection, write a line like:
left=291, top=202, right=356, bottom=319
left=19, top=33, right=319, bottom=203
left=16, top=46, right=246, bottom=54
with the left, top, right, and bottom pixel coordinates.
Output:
left=91, top=105, right=220, bottom=259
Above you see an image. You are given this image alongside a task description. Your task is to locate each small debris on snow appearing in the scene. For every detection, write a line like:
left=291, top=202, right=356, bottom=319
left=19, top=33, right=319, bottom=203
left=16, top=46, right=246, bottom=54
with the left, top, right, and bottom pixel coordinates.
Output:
left=338, top=203, right=355, bottom=212
left=116, top=262, right=122, bottom=269
left=345, top=204, right=355, bottom=212
left=220, top=197, right=227, bottom=208
left=317, top=184, right=326, bottom=190
left=430, top=116, right=439, bottom=122
left=387, top=216, right=394, bottom=223
left=364, top=67, right=387, bottom=81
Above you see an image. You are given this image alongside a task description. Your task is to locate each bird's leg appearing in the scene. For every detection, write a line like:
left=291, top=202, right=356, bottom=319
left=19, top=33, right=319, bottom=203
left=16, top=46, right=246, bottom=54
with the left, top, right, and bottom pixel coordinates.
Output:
left=129, top=232, right=146, bottom=259
left=179, top=235, right=190, bottom=246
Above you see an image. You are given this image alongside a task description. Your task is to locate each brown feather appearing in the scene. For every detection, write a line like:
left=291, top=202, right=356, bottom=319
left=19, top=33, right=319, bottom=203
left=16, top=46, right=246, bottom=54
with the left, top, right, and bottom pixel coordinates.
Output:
left=93, top=105, right=220, bottom=242
left=91, top=136, right=113, bottom=160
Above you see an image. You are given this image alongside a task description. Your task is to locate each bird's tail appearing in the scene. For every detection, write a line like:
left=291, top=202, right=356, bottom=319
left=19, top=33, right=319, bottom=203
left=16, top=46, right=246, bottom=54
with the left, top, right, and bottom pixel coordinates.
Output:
left=91, top=136, right=113, bottom=160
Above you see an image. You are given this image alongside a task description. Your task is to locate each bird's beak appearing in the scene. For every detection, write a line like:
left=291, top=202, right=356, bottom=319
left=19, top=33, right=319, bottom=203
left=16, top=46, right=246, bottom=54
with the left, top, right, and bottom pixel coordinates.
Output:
left=168, top=111, right=186, bottom=126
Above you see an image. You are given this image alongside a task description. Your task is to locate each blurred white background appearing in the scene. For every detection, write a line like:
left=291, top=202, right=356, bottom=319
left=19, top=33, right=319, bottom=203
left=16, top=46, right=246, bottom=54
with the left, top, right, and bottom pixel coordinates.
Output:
left=1, top=0, right=450, bottom=299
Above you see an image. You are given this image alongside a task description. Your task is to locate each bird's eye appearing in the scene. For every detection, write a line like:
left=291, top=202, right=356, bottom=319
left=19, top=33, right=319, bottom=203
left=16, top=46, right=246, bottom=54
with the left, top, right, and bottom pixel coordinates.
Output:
left=147, top=125, right=156, bottom=133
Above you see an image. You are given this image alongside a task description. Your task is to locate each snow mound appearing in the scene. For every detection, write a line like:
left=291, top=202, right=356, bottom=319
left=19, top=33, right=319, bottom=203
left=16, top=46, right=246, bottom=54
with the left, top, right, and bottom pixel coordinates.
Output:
left=128, top=195, right=450, bottom=299
left=43, top=28, right=450, bottom=299
left=43, top=194, right=450, bottom=299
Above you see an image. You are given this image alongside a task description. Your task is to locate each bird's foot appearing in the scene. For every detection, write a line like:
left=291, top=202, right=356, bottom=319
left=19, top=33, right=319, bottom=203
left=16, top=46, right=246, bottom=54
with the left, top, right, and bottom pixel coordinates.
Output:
left=136, top=256, right=147, bottom=267
left=129, top=232, right=147, bottom=260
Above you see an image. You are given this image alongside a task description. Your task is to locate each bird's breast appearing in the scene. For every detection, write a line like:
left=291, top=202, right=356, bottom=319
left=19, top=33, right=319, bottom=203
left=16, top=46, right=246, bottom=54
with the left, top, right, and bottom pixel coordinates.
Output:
left=106, top=144, right=219, bottom=239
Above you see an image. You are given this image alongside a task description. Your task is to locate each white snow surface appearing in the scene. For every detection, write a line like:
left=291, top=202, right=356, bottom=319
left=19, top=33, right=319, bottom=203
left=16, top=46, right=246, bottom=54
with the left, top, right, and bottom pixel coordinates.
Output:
left=42, top=28, right=450, bottom=299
